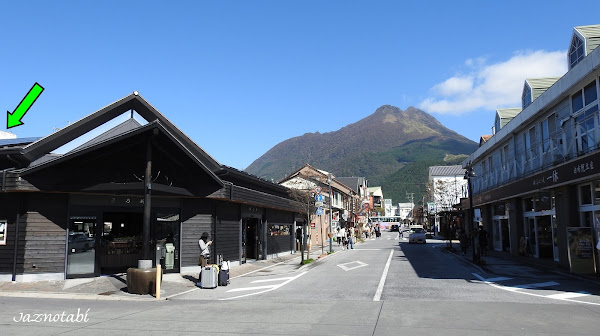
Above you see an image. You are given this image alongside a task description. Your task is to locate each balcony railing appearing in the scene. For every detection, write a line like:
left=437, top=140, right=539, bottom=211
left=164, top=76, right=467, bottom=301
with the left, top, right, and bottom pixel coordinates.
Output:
left=472, top=111, right=600, bottom=194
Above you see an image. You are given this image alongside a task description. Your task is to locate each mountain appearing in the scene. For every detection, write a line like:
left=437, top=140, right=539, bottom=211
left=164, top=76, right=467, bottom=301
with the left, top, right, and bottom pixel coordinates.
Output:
left=245, top=105, right=478, bottom=203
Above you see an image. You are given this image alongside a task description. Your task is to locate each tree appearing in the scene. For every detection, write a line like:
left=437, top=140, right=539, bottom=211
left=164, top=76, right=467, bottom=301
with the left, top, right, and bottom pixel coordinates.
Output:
left=287, top=187, right=317, bottom=263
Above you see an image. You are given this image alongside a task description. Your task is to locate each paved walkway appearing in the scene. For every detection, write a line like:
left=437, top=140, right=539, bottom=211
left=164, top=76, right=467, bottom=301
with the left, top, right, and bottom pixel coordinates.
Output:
left=0, top=241, right=350, bottom=301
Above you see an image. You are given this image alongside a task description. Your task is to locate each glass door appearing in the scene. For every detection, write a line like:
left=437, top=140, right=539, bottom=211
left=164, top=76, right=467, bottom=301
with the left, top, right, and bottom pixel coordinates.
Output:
left=493, top=220, right=502, bottom=251
left=67, top=216, right=98, bottom=277
left=527, top=217, right=537, bottom=257
left=536, top=216, right=553, bottom=258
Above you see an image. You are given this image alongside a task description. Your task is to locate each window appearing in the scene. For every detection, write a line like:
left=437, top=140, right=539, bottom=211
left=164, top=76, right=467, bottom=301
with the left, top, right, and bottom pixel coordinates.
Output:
left=580, top=184, right=592, bottom=205
left=541, top=114, right=556, bottom=153
left=572, top=80, right=598, bottom=153
left=569, top=35, right=585, bottom=69
left=522, top=85, right=532, bottom=109
left=501, top=145, right=509, bottom=170
left=524, top=126, right=536, bottom=161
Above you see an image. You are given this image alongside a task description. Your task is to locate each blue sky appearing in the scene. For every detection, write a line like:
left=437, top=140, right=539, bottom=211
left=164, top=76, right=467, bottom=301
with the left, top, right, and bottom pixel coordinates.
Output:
left=2, top=1, right=600, bottom=170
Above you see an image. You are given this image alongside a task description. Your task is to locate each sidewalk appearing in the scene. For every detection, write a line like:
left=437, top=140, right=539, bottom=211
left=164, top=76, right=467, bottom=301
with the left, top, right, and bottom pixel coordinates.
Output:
left=439, top=237, right=600, bottom=284
left=0, top=241, right=348, bottom=301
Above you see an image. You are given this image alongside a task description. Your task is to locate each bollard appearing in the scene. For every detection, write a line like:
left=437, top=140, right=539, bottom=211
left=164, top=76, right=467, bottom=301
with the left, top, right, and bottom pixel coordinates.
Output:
left=155, top=264, right=162, bottom=299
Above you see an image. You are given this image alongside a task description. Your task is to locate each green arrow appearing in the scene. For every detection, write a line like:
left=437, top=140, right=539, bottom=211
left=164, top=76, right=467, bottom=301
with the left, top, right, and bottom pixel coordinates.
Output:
left=7, top=83, right=44, bottom=129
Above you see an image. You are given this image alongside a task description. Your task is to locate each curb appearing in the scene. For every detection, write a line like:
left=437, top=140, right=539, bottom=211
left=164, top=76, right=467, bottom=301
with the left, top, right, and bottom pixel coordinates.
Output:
left=0, top=290, right=164, bottom=301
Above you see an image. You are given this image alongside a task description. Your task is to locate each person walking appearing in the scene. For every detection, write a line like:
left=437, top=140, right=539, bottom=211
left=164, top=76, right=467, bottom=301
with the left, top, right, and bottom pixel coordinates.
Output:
left=336, top=227, right=342, bottom=246
left=375, top=224, right=381, bottom=239
left=458, top=229, right=468, bottom=256
left=478, top=225, right=488, bottom=257
left=347, top=227, right=354, bottom=249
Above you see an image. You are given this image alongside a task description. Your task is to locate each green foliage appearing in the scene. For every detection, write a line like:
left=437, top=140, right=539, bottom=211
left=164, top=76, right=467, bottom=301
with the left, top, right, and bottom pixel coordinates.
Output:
left=302, top=258, right=315, bottom=265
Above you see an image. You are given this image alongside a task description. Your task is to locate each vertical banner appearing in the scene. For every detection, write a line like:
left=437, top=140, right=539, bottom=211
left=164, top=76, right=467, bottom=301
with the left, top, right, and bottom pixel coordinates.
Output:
left=0, top=220, right=6, bottom=245
left=567, top=227, right=596, bottom=274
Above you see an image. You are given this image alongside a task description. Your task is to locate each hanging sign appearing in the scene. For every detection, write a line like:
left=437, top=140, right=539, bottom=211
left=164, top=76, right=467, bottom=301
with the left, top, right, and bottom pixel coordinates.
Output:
left=315, top=194, right=324, bottom=202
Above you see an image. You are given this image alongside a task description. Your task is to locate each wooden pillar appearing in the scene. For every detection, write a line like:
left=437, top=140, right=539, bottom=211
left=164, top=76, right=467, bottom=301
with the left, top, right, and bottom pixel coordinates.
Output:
left=142, top=135, right=153, bottom=261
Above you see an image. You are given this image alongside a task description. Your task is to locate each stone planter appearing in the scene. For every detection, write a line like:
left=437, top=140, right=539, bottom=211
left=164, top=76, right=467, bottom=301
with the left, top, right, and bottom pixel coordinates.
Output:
left=126, top=268, right=162, bottom=295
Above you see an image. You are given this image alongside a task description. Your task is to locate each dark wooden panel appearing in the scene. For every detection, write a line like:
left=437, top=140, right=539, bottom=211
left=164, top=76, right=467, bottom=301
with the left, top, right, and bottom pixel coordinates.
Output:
left=267, top=235, right=293, bottom=255
left=181, top=213, right=212, bottom=267
left=19, top=194, right=69, bottom=274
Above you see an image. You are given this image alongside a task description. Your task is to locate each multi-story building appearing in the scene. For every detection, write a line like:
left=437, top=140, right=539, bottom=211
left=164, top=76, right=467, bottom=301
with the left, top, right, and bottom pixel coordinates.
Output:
left=463, top=24, right=600, bottom=274
left=428, top=165, right=467, bottom=234
left=279, top=164, right=356, bottom=250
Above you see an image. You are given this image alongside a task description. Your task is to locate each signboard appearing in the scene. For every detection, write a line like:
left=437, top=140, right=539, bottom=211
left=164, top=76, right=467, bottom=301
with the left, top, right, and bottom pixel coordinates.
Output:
left=315, top=194, right=324, bottom=202
left=315, top=201, right=324, bottom=207
left=567, top=227, right=596, bottom=274
left=0, top=220, right=6, bottom=245
left=316, top=207, right=324, bottom=215
left=311, top=223, right=316, bottom=228
left=315, top=187, right=321, bottom=194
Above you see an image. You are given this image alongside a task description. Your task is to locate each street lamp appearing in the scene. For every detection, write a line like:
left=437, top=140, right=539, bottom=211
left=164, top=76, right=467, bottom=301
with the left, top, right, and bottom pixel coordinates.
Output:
left=327, top=173, right=333, bottom=253
left=464, top=163, right=478, bottom=263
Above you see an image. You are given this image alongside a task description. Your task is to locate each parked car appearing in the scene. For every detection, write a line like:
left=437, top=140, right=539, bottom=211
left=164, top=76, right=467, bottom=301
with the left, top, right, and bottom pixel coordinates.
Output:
left=400, top=229, right=411, bottom=239
left=408, top=227, right=426, bottom=244
left=68, top=232, right=95, bottom=253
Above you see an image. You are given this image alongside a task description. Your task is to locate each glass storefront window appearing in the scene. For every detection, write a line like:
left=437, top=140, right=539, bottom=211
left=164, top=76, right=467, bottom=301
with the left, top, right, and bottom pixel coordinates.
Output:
left=594, top=181, right=600, bottom=205
left=268, top=224, right=290, bottom=236
left=580, top=184, right=592, bottom=205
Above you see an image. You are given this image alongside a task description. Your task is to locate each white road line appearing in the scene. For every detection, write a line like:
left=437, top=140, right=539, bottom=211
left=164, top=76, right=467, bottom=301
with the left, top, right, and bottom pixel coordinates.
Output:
left=546, top=292, right=590, bottom=299
left=472, top=274, right=512, bottom=282
left=513, top=281, right=559, bottom=289
left=472, top=272, right=600, bottom=306
left=338, top=261, right=368, bottom=271
left=373, top=249, right=394, bottom=302
left=220, top=271, right=308, bottom=301
left=226, top=284, right=277, bottom=292
left=251, top=277, right=294, bottom=283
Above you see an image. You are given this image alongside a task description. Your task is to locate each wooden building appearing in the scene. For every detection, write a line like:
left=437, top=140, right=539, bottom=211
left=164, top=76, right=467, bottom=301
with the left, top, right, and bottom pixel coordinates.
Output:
left=0, top=93, right=301, bottom=281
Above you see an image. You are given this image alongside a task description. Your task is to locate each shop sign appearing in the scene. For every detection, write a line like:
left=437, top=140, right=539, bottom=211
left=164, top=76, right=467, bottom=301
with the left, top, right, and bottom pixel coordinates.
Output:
left=0, top=219, right=7, bottom=245
left=567, top=227, right=596, bottom=274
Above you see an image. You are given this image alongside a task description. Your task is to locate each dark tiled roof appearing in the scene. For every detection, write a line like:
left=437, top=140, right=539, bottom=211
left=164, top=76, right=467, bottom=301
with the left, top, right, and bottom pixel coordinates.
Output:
left=0, top=137, right=42, bottom=147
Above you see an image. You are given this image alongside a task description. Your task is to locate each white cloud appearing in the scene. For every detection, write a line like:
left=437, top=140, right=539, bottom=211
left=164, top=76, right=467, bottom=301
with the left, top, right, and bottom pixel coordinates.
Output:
left=419, top=50, right=567, bottom=115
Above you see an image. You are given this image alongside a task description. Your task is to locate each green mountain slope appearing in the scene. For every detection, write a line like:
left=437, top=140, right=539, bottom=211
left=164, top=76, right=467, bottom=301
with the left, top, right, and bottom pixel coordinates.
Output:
left=245, top=105, right=478, bottom=203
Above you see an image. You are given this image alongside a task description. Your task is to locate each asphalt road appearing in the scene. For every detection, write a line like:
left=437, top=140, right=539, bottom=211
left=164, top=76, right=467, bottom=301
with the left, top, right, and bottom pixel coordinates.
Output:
left=2, top=231, right=600, bottom=335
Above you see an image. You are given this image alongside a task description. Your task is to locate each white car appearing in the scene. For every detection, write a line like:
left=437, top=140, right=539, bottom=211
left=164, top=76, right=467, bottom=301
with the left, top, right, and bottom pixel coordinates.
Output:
left=408, top=227, right=426, bottom=244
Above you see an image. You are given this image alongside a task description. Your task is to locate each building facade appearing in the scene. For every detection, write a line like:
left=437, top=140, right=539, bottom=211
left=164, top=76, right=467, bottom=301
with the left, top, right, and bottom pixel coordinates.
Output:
left=463, top=25, right=600, bottom=274
left=0, top=93, right=301, bottom=281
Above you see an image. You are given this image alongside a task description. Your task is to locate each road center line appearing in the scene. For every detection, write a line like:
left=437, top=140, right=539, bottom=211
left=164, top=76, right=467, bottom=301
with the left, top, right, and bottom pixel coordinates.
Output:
left=373, top=249, right=394, bottom=302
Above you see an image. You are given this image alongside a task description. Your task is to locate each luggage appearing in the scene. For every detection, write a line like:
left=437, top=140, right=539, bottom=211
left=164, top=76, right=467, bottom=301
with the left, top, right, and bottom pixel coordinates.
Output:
left=219, top=269, right=229, bottom=286
left=200, top=265, right=218, bottom=289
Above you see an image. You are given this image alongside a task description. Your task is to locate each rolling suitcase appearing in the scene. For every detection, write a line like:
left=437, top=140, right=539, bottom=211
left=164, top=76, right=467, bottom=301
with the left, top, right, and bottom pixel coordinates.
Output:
left=219, top=269, right=229, bottom=286
left=200, top=265, right=218, bottom=289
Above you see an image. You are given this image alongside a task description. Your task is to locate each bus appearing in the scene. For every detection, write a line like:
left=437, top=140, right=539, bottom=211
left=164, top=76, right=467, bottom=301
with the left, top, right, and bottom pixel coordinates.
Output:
left=369, top=216, right=404, bottom=231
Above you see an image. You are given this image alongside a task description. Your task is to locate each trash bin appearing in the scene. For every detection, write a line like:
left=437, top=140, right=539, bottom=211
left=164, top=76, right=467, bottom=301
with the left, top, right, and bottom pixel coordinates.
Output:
left=165, top=243, right=175, bottom=270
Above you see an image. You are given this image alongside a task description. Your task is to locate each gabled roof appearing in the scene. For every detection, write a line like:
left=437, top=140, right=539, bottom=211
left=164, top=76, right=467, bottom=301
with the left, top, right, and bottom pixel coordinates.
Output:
left=21, top=120, right=224, bottom=189
left=524, top=77, right=561, bottom=103
left=479, top=134, right=493, bottom=147
left=428, top=165, right=465, bottom=178
left=70, top=118, right=142, bottom=153
left=574, top=24, right=600, bottom=55
left=336, top=177, right=366, bottom=194
left=368, top=186, right=383, bottom=197
left=495, top=108, right=521, bottom=129
left=17, top=93, right=221, bottom=171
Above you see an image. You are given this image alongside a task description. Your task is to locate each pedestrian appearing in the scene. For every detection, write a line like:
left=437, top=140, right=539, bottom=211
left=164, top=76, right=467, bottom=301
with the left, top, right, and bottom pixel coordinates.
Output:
left=347, top=227, right=354, bottom=249
left=296, top=227, right=302, bottom=251
left=336, top=227, right=342, bottom=246
left=478, top=225, right=488, bottom=257
left=198, top=232, right=212, bottom=268
left=458, top=229, right=468, bottom=256
left=375, top=224, right=381, bottom=239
